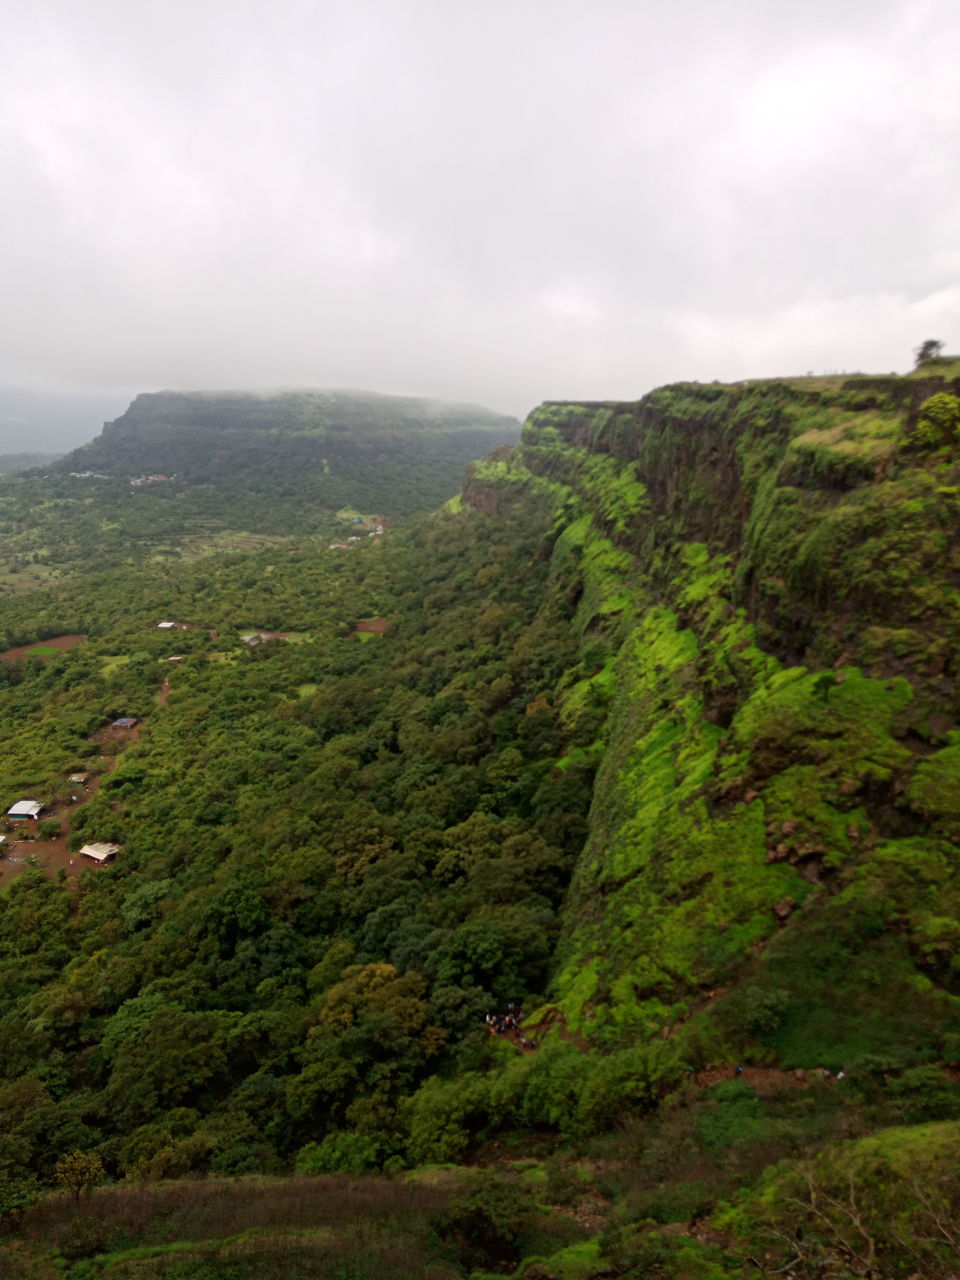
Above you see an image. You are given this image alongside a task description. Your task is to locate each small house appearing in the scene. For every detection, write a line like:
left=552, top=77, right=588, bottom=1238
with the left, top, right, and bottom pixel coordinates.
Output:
left=68, top=773, right=88, bottom=785
left=79, top=842, right=120, bottom=864
left=7, top=800, right=42, bottom=821
left=156, top=621, right=177, bottom=630
left=111, top=717, right=138, bottom=728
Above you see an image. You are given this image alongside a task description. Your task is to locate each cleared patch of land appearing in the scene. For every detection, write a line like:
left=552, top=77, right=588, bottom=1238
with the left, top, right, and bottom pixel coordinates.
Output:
left=0, top=633, right=86, bottom=661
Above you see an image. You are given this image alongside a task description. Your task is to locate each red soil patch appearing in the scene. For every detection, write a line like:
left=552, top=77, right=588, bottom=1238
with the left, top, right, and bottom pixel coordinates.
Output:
left=0, top=633, right=86, bottom=662
left=487, top=1026, right=538, bottom=1054
left=694, top=1065, right=823, bottom=1093
left=354, top=617, right=389, bottom=634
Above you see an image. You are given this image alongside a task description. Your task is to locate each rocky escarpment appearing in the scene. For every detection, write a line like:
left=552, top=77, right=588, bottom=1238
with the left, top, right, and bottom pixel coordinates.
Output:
left=465, top=372, right=960, bottom=1072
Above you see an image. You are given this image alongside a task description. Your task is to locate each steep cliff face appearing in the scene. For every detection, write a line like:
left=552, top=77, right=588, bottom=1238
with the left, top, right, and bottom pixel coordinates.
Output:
left=467, top=372, right=960, bottom=1069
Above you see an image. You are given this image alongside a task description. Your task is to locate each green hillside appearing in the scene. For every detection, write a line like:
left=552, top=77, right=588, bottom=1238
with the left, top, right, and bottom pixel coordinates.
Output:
left=58, top=388, right=521, bottom=516
left=1, top=368, right=959, bottom=1277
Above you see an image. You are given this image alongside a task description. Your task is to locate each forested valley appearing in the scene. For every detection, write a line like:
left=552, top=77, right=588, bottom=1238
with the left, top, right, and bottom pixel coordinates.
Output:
left=1, top=367, right=960, bottom=1279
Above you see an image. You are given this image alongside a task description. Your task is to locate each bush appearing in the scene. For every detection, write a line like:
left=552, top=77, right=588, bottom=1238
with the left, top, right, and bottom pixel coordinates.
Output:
left=295, top=1132, right=383, bottom=1175
left=907, top=393, right=960, bottom=450
left=404, top=1073, right=488, bottom=1165
left=886, top=1065, right=960, bottom=1122
left=431, top=1171, right=534, bottom=1273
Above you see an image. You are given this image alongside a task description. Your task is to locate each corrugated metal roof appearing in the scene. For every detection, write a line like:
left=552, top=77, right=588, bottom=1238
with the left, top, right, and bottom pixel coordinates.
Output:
left=7, top=800, right=41, bottom=817
left=79, top=843, right=120, bottom=862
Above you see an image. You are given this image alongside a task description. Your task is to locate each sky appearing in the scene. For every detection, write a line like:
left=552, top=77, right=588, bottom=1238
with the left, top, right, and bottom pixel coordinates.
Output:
left=2, top=0, right=959, bottom=441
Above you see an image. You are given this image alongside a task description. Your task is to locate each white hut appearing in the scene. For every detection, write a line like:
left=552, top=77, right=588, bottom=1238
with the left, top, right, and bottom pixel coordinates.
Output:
left=79, top=842, right=120, bottom=864
left=7, top=800, right=42, bottom=820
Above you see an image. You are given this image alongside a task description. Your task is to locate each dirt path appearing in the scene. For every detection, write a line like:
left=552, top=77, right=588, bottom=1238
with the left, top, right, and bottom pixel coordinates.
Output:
left=694, top=1064, right=818, bottom=1093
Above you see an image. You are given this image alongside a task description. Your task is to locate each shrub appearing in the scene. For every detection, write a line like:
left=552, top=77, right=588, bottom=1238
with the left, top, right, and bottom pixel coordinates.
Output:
left=431, top=1171, right=534, bottom=1273
left=885, top=1065, right=960, bottom=1122
left=295, top=1132, right=383, bottom=1175
left=404, top=1073, right=488, bottom=1165
left=908, top=393, right=960, bottom=450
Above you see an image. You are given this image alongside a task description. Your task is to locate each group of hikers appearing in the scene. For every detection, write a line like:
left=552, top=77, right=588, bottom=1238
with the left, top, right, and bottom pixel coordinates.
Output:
left=485, top=1005, right=538, bottom=1049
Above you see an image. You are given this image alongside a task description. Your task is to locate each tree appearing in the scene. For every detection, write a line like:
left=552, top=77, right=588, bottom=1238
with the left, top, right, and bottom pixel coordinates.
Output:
left=54, top=1150, right=103, bottom=1204
left=915, top=338, right=945, bottom=365
left=0, top=1172, right=40, bottom=1230
left=907, top=392, right=960, bottom=450
left=431, top=1171, right=535, bottom=1273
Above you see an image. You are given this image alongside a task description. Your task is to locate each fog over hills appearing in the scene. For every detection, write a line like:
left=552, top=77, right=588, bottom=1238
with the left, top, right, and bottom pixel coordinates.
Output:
left=0, top=384, right=131, bottom=453
left=56, top=386, right=522, bottom=516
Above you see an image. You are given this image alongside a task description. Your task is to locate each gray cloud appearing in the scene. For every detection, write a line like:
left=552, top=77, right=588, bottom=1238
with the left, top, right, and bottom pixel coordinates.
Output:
left=2, top=0, right=958, bottom=429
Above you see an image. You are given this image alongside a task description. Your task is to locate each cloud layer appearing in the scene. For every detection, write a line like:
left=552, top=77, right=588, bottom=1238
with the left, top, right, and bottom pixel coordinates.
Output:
left=2, top=0, right=958, bottom=418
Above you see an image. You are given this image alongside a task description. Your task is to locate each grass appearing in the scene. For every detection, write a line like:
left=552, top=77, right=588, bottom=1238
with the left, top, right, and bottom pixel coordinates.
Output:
left=177, top=531, right=291, bottom=560
left=908, top=356, right=960, bottom=380
left=101, top=655, right=131, bottom=676
left=6, top=1174, right=462, bottom=1279
left=791, top=413, right=900, bottom=461
left=0, top=562, right=61, bottom=591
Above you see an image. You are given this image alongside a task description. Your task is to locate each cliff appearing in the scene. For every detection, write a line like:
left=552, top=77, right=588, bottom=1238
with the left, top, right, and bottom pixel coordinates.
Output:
left=466, top=371, right=960, bottom=1069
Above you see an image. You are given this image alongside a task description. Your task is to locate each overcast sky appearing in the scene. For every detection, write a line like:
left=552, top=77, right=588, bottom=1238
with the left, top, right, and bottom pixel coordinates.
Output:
left=2, top=0, right=958, bottom=433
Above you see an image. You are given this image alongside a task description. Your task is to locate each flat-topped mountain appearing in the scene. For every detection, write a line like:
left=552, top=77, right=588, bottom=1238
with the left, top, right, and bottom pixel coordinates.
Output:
left=58, top=388, right=521, bottom=515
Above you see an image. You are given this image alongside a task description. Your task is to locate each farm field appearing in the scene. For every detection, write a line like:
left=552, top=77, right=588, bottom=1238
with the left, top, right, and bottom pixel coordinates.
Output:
left=0, top=633, right=86, bottom=661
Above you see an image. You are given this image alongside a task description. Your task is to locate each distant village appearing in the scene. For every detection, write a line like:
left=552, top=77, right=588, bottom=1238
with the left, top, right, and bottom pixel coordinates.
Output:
left=68, top=472, right=173, bottom=484
left=328, top=512, right=386, bottom=549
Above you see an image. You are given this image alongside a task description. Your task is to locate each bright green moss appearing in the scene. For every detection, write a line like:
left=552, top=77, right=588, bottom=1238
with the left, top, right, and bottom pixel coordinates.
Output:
left=907, top=739, right=960, bottom=817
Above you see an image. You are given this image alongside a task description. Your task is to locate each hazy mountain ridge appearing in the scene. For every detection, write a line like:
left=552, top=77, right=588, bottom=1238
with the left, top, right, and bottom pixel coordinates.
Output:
left=0, top=385, right=128, bottom=453
left=56, top=388, right=521, bottom=516
left=0, top=452, right=62, bottom=473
